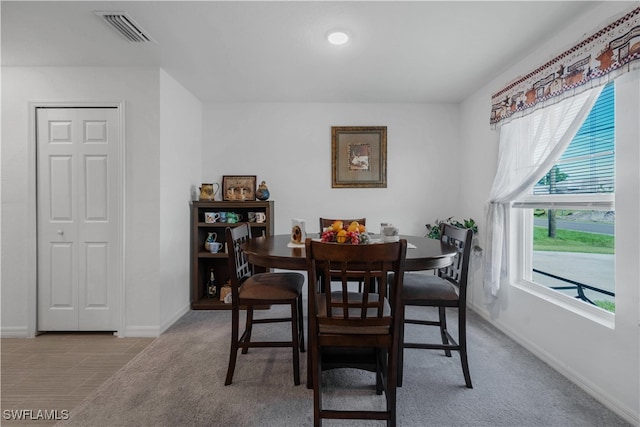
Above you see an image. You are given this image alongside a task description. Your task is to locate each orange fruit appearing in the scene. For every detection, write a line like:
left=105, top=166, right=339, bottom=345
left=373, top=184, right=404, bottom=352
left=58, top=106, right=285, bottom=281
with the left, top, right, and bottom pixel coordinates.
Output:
left=332, top=220, right=344, bottom=232
left=336, top=229, right=348, bottom=243
left=358, top=224, right=366, bottom=233
left=347, top=222, right=359, bottom=233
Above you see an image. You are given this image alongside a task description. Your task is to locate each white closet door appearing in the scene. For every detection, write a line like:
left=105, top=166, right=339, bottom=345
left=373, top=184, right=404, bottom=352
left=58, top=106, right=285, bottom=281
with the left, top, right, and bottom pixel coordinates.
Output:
left=37, top=107, right=120, bottom=331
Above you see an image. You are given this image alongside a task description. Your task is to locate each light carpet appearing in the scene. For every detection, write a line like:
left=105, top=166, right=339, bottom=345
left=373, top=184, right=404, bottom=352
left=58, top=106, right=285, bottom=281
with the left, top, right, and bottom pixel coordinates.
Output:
left=57, top=306, right=630, bottom=426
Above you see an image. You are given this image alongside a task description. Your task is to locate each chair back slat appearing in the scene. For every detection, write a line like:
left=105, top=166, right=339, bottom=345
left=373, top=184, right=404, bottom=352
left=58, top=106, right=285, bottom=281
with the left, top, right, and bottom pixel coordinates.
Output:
left=438, top=223, right=473, bottom=293
left=226, top=223, right=253, bottom=306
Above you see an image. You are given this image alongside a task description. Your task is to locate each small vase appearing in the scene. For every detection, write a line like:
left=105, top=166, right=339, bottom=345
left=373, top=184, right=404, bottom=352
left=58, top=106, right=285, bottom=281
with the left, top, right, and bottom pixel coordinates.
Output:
left=204, top=232, right=217, bottom=251
left=256, top=181, right=270, bottom=201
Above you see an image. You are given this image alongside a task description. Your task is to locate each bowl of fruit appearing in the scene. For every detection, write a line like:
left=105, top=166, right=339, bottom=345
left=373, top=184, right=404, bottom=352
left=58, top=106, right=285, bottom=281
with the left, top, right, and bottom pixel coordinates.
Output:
left=320, top=220, right=371, bottom=244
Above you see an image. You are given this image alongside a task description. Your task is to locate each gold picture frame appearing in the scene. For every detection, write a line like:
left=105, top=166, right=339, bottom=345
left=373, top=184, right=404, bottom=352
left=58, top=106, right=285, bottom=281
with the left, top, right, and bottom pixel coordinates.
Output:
left=222, top=175, right=257, bottom=201
left=331, top=126, right=387, bottom=188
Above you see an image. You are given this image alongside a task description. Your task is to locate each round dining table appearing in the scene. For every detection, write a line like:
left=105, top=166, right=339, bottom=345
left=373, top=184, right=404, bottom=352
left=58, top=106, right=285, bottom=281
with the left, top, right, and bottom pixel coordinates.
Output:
left=240, top=234, right=457, bottom=272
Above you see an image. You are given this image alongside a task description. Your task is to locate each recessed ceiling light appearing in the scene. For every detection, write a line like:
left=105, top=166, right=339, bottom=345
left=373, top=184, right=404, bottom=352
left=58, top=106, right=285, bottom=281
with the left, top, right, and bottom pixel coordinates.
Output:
left=327, top=31, right=349, bottom=46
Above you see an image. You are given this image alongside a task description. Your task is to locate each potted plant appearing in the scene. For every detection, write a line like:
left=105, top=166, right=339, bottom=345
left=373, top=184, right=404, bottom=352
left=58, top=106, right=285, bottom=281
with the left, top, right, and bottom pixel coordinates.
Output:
left=425, top=217, right=482, bottom=254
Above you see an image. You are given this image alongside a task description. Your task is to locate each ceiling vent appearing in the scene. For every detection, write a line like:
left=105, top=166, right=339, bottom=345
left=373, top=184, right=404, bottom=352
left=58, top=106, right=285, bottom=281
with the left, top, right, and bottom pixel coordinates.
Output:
left=94, top=11, right=155, bottom=43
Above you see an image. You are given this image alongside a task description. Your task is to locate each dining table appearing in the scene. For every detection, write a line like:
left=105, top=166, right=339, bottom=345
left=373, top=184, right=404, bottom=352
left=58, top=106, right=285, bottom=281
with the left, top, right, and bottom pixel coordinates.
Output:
left=240, top=233, right=458, bottom=388
left=240, top=233, right=457, bottom=272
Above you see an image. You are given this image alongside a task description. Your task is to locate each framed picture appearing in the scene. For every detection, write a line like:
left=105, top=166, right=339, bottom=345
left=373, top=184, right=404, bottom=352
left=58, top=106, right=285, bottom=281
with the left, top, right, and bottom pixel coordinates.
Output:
left=222, top=175, right=257, bottom=201
left=332, top=126, right=387, bottom=188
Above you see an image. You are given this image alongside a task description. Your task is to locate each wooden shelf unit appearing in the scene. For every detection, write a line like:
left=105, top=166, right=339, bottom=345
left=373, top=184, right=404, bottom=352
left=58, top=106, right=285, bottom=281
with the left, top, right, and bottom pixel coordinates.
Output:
left=190, top=200, right=274, bottom=309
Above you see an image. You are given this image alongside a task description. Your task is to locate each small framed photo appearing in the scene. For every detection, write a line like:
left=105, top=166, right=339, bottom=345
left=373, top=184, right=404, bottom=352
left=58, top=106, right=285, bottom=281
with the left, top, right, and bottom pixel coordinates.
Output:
left=222, top=175, right=257, bottom=201
left=332, top=126, right=387, bottom=188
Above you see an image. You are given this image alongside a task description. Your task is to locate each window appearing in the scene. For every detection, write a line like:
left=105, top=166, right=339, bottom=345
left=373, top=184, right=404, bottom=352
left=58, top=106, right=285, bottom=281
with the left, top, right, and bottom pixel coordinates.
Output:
left=513, top=83, right=615, bottom=313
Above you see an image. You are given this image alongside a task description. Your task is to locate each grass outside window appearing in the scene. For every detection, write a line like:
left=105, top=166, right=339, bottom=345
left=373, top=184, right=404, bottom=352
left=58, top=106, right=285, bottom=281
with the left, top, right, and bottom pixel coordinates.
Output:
left=533, top=227, right=614, bottom=254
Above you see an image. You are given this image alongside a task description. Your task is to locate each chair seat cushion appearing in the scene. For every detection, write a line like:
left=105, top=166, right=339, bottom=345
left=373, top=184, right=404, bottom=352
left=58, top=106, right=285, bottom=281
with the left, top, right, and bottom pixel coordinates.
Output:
left=239, top=272, right=304, bottom=301
left=317, top=292, right=391, bottom=335
left=401, top=272, right=459, bottom=302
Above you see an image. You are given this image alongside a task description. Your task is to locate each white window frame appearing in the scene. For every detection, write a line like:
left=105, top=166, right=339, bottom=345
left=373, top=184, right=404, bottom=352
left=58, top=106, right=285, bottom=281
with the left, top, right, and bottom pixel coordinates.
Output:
left=509, top=204, right=615, bottom=327
left=509, top=87, right=616, bottom=327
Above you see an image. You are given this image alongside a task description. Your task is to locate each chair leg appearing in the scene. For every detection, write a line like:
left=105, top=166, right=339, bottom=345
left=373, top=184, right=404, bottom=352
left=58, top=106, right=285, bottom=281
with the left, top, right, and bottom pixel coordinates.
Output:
left=241, top=307, right=254, bottom=354
left=225, top=307, right=240, bottom=386
left=459, top=307, right=473, bottom=388
left=438, top=307, right=452, bottom=357
left=313, top=343, right=322, bottom=427
left=397, top=304, right=405, bottom=387
left=297, top=296, right=305, bottom=353
left=375, top=349, right=384, bottom=395
left=290, top=302, right=301, bottom=386
left=386, top=346, right=397, bottom=427
left=307, top=295, right=314, bottom=389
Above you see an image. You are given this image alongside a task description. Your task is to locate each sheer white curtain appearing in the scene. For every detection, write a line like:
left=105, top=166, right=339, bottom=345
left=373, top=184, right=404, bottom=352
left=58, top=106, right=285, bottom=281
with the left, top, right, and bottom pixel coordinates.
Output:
left=483, top=86, right=604, bottom=297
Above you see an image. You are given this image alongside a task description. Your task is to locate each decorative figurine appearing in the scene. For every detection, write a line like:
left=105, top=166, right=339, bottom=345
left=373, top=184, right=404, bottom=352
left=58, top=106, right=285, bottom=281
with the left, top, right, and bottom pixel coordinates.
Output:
left=291, top=219, right=306, bottom=244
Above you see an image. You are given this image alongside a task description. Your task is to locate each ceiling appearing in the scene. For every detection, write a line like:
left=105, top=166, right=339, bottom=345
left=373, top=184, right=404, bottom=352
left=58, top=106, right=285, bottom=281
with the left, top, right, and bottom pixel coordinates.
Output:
left=1, top=1, right=603, bottom=103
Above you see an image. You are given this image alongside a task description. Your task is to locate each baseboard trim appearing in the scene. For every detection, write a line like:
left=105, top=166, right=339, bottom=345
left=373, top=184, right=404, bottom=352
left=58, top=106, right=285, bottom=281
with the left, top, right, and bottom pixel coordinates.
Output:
left=469, top=303, right=639, bottom=425
left=1, top=326, right=29, bottom=338
left=159, top=304, right=190, bottom=335
left=119, top=304, right=190, bottom=338
left=120, top=325, right=161, bottom=338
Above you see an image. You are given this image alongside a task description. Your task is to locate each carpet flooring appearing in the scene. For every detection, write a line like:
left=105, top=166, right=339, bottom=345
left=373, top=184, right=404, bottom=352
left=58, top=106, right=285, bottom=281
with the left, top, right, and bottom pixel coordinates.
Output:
left=57, top=307, right=631, bottom=426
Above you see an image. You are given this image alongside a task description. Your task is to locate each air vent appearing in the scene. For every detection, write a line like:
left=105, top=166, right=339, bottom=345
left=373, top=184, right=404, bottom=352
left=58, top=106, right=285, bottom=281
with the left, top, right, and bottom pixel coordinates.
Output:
left=95, top=11, right=154, bottom=43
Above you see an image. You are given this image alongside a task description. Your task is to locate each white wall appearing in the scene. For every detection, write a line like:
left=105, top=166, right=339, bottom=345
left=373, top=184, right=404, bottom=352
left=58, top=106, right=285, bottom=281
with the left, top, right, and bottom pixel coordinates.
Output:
left=202, top=102, right=461, bottom=237
left=159, top=70, right=202, bottom=332
left=459, top=3, right=639, bottom=424
left=1, top=67, right=163, bottom=337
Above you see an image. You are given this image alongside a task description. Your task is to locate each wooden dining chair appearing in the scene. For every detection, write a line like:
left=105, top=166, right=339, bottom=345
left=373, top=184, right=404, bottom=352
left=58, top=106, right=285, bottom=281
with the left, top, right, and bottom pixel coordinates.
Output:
left=224, top=223, right=305, bottom=386
left=305, top=238, right=407, bottom=427
left=397, top=223, right=473, bottom=388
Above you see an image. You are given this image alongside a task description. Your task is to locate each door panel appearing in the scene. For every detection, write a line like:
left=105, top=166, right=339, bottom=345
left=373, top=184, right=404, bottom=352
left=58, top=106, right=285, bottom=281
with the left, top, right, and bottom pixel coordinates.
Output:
left=37, top=107, right=119, bottom=331
left=85, top=156, right=109, bottom=220
left=49, top=156, right=74, bottom=220
left=50, top=242, right=74, bottom=306
left=84, top=243, right=108, bottom=307
left=47, top=242, right=77, bottom=330
left=49, top=120, right=73, bottom=143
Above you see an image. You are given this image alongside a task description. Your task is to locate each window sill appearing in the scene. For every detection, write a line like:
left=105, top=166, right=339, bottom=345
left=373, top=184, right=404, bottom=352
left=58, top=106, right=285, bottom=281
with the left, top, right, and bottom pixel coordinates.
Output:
left=512, top=279, right=615, bottom=329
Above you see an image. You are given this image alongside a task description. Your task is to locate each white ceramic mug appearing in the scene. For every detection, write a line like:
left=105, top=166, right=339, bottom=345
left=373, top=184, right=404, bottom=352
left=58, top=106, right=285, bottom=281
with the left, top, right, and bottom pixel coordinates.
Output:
left=208, top=242, right=223, bottom=253
left=256, top=212, right=267, bottom=223
left=204, top=212, right=220, bottom=223
left=227, top=212, right=243, bottom=224
left=381, top=225, right=399, bottom=242
left=380, top=222, right=391, bottom=236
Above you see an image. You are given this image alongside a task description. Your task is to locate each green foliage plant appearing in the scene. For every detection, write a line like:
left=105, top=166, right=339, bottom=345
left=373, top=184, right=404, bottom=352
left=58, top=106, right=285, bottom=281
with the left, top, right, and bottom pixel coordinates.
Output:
left=425, top=217, right=482, bottom=255
left=425, top=217, right=478, bottom=239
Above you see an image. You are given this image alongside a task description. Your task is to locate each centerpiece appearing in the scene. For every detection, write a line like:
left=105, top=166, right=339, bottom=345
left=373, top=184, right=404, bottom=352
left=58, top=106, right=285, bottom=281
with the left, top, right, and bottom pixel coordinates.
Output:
left=320, top=220, right=371, bottom=244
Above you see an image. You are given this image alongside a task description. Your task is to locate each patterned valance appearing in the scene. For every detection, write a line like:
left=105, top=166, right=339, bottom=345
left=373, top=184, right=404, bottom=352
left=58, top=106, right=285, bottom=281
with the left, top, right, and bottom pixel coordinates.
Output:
left=491, top=7, right=640, bottom=127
